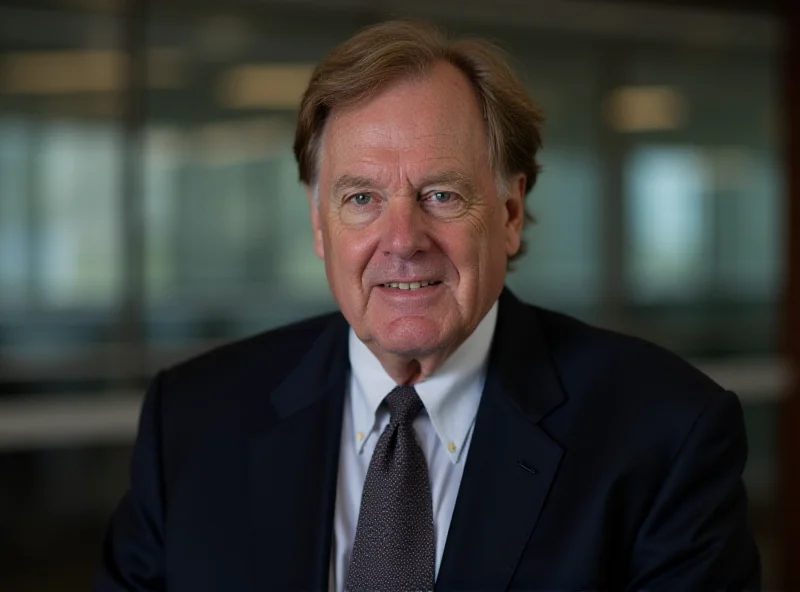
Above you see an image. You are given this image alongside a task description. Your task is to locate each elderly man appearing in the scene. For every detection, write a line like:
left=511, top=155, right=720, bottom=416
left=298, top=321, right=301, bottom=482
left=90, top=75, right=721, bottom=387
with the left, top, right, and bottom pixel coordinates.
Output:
left=95, top=20, right=760, bottom=592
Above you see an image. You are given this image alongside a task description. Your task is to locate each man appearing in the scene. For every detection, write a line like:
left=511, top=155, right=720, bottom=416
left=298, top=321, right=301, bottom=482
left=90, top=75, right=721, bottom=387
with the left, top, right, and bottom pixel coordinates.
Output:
left=95, top=20, right=761, bottom=591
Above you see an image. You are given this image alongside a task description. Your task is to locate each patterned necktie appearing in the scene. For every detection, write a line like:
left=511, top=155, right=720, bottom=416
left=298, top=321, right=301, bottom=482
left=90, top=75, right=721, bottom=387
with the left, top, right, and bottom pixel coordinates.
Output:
left=345, top=385, right=435, bottom=592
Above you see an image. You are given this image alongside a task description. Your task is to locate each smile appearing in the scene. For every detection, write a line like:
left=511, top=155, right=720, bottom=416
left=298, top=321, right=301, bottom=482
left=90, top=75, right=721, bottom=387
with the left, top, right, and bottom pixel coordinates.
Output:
left=380, top=281, right=442, bottom=290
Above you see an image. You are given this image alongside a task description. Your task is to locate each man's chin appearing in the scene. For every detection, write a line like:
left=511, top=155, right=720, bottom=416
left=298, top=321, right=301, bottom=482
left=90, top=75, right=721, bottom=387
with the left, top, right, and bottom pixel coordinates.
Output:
left=370, top=319, right=452, bottom=359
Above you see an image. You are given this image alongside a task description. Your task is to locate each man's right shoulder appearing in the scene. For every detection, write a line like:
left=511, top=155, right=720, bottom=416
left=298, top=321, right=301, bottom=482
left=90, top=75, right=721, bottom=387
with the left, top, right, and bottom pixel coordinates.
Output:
left=153, top=310, right=346, bottom=404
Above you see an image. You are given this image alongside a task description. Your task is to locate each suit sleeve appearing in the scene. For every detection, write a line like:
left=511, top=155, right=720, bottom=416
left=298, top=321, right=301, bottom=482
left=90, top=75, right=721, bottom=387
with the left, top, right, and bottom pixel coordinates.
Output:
left=94, top=372, right=167, bottom=591
left=626, top=389, right=761, bottom=591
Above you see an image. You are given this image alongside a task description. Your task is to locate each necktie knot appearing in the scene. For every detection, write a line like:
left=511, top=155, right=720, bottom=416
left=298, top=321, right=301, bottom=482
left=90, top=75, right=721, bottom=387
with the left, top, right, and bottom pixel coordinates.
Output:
left=385, top=385, right=424, bottom=426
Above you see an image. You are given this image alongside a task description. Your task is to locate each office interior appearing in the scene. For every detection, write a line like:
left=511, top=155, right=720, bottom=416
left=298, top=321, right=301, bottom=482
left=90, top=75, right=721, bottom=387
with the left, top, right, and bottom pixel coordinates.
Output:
left=0, top=0, right=797, bottom=589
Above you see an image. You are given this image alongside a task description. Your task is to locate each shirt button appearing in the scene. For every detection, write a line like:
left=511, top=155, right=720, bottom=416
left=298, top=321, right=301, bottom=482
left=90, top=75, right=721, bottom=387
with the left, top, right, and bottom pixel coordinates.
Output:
left=356, top=432, right=365, bottom=442
left=448, top=442, right=457, bottom=453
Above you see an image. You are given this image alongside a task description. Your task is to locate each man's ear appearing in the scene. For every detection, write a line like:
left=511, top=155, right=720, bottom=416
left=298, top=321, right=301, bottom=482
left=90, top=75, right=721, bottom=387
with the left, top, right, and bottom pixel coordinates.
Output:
left=306, top=185, right=325, bottom=260
left=504, top=174, right=526, bottom=258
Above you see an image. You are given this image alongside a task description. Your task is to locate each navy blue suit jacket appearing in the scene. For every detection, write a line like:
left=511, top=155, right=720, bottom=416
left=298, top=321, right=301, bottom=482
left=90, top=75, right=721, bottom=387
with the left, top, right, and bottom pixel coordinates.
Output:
left=95, top=289, right=760, bottom=591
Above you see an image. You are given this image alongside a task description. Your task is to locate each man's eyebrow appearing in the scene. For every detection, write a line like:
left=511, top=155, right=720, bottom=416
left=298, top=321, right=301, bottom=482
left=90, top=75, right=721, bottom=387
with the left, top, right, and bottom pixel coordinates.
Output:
left=418, top=171, right=476, bottom=194
left=332, top=174, right=379, bottom=195
left=331, top=171, right=477, bottom=195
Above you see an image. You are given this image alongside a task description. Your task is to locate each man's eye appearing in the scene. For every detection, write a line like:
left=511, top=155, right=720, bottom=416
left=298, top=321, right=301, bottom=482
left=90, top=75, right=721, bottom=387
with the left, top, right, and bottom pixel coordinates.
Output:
left=351, top=193, right=372, bottom=206
left=431, top=191, right=453, bottom=203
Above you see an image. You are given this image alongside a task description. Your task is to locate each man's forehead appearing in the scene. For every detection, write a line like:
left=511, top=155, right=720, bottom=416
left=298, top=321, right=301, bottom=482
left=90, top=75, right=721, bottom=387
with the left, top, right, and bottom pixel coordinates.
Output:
left=321, top=106, right=485, bottom=170
left=321, top=142, right=476, bottom=184
left=328, top=122, right=468, bottom=151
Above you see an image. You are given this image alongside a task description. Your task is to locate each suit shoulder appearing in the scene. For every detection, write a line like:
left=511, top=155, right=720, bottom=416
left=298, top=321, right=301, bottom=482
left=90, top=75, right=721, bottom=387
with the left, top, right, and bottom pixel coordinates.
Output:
left=160, top=310, right=344, bottom=393
left=532, top=305, right=728, bottom=413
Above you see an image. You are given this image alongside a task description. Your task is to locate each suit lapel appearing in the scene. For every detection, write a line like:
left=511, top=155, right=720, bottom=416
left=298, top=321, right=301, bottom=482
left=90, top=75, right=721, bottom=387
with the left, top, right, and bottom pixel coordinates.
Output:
left=437, top=290, right=567, bottom=591
left=246, top=314, right=349, bottom=591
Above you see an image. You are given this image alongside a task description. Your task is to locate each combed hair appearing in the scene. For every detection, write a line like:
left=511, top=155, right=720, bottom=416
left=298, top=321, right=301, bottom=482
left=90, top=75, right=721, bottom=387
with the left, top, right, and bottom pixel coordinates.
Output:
left=293, top=20, right=545, bottom=261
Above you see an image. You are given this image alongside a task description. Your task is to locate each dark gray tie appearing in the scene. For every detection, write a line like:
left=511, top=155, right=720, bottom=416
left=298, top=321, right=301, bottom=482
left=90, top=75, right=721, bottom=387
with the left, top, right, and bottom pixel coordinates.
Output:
left=345, top=385, right=435, bottom=592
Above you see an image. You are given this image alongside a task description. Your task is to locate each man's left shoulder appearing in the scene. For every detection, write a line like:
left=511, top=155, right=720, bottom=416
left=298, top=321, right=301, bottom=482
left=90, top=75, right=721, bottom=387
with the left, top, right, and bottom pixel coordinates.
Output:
left=530, top=303, right=734, bottom=418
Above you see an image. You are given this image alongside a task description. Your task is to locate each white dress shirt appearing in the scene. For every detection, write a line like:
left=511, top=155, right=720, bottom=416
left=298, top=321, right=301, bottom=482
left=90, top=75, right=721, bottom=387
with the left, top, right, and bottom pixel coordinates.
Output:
left=330, top=302, right=499, bottom=591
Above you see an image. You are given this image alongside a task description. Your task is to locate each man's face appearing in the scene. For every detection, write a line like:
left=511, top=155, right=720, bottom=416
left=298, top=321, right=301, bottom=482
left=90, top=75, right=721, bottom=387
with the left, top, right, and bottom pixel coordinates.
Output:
left=309, top=61, right=525, bottom=363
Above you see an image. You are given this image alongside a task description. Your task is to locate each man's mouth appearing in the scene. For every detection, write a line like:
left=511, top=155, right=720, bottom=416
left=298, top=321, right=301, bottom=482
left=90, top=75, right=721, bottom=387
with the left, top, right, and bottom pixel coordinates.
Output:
left=380, top=281, right=442, bottom=291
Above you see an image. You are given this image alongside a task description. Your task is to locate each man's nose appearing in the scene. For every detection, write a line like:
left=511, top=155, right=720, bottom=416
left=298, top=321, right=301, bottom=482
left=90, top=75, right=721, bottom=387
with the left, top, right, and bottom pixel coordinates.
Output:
left=379, top=197, right=432, bottom=260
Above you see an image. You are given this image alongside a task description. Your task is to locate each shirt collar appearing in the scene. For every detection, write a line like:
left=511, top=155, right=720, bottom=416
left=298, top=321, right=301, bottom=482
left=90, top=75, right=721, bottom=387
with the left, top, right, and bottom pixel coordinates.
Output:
left=347, top=301, right=498, bottom=464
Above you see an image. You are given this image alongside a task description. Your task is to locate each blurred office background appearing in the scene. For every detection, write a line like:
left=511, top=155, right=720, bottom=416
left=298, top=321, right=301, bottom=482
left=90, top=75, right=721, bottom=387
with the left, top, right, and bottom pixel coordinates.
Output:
left=0, top=0, right=794, bottom=589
